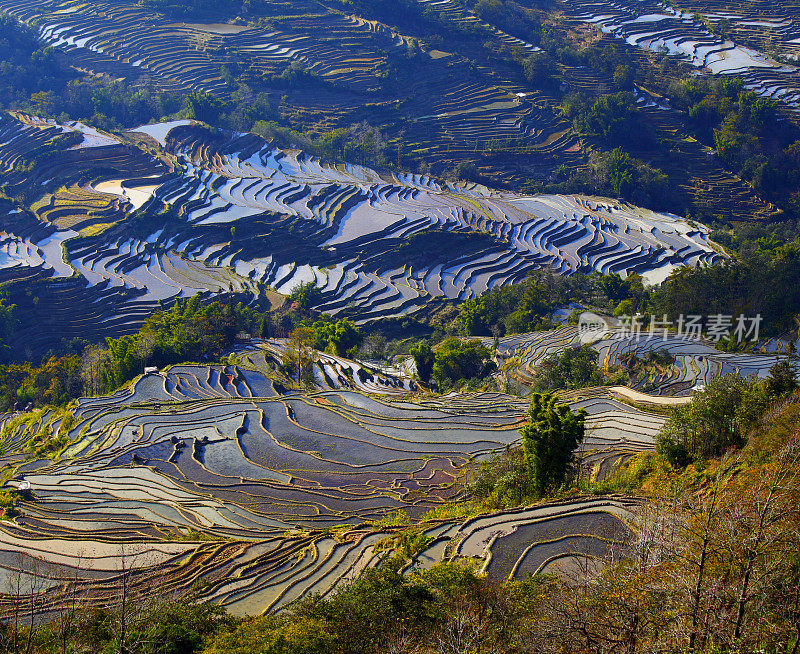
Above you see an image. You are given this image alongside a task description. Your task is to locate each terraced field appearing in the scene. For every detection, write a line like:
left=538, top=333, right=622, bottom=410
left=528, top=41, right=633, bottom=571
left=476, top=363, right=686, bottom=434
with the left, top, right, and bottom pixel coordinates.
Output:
left=234, top=339, right=417, bottom=395
left=0, top=0, right=393, bottom=95
left=493, top=325, right=793, bottom=395
left=0, top=114, right=722, bottom=352
left=1, top=0, right=797, bottom=630
left=669, top=0, right=800, bottom=60
left=0, top=355, right=660, bottom=614
left=0, top=0, right=586, bottom=186
left=0, top=0, right=787, bottom=213
left=565, top=0, right=800, bottom=109
left=456, top=496, right=637, bottom=579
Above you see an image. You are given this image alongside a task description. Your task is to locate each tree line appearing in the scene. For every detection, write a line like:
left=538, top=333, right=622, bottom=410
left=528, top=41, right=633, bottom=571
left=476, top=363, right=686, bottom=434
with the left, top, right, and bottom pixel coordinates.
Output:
left=3, top=250, right=798, bottom=410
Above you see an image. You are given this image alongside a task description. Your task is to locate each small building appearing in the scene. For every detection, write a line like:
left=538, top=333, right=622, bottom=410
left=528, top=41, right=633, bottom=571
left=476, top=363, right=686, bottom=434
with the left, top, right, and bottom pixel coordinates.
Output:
left=144, top=366, right=159, bottom=374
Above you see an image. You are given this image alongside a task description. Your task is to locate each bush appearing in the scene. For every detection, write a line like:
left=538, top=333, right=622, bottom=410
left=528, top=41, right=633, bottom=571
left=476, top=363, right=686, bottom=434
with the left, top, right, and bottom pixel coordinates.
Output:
left=291, top=564, right=434, bottom=654
left=308, top=318, right=362, bottom=357
left=453, top=160, right=478, bottom=181
left=454, top=270, right=578, bottom=337
left=656, top=374, right=769, bottom=465
left=533, top=345, right=602, bottom=392
left=467, top=445, right=530, bottom=507
left=410, top=340, right=434, bottom=383
left=202, top=616, right=335, bottom=654
left=431, top=338, right=496, bottom=390
left=289, top=282, right=323, bottom=311
left=0, top=490, right=19, bottom=519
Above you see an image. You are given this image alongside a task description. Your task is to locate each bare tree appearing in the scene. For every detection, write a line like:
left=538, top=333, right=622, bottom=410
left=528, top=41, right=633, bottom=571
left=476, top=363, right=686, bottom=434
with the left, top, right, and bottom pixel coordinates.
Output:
left=115, top=544, right=134, bottom=654
left=111, top=546, right=168, bottom=654
left=664, top=456, right=731, bottom=651
left=434, top=599, right=484, bottom=654
left=386, top=625, right=419, bottom=654
left=23, top=555, right=47, bottom=654
left=53, top=551, right=89, bottom=654
left=81, top=345, right=106, bottom=396
left=724, top=442, right=800, bottom=644
left=5, top=552, right=25, bottom=653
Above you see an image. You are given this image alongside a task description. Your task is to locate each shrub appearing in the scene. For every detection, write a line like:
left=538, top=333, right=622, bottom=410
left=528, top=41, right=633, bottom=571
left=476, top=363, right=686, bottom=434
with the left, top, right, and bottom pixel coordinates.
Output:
left=656, top=374, right=769, bottom=465
left=202, top=616, right=335, bottom=654
left=532, top=345, right=601, bottom=392
left=289, top=282, right=323, bottom=311
left=410, top=340, right=434, bottom=383
left=431, top=338, right=495, bottom=390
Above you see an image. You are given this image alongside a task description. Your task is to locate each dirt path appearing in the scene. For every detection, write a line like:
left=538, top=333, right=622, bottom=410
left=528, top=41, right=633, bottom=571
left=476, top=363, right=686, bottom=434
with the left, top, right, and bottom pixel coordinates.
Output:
left=608, top=386, right=692, bottom=406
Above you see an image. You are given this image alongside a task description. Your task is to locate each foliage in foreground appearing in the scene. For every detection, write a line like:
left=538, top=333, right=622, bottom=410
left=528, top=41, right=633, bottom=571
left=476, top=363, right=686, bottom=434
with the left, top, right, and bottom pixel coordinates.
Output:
left=4, top=375, right=800, bottom=654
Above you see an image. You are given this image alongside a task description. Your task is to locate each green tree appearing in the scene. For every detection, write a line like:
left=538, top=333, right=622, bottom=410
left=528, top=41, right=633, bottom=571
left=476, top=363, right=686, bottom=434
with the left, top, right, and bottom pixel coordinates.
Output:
left=309, top=318, right=362, bottom=357
left=606, top=147, right=635, bottom=197
left=569, top=92, right=641, bottom=142
left=29, top=90, right=55, bottom=114
left=764, top=360, right=799, bottom=399
left=289, top=282, right=322, bottom=311
left=523, top=52, right=557, bottom=88
left=410, top=340, right=434, bottom=384
left=260, top=314, right=273, bottom=338
left=283, top=327, right=315, bottom=387
left=612, top=64, right=634, bottom=89
left=651, top=243, right=800, bottom=336
left=431, top=338, right=495, bottom=390
left=656, top=374, right=768, bottom=465
left=533, top=345, right=602, bottom=392
left=521, top=392, right=586, bottom=497
left=317, top=128, right=349, bottom=160
left=329, top=319, right=361, bottom=357
left=184, top=91, right=228, bottom=123
left=456, top=297, right=489, bottom=336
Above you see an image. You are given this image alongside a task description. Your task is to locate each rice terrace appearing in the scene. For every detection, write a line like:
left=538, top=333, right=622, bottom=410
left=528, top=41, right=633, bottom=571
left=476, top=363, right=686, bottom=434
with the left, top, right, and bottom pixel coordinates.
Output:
left=0, top=0, right=799, bottom=652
